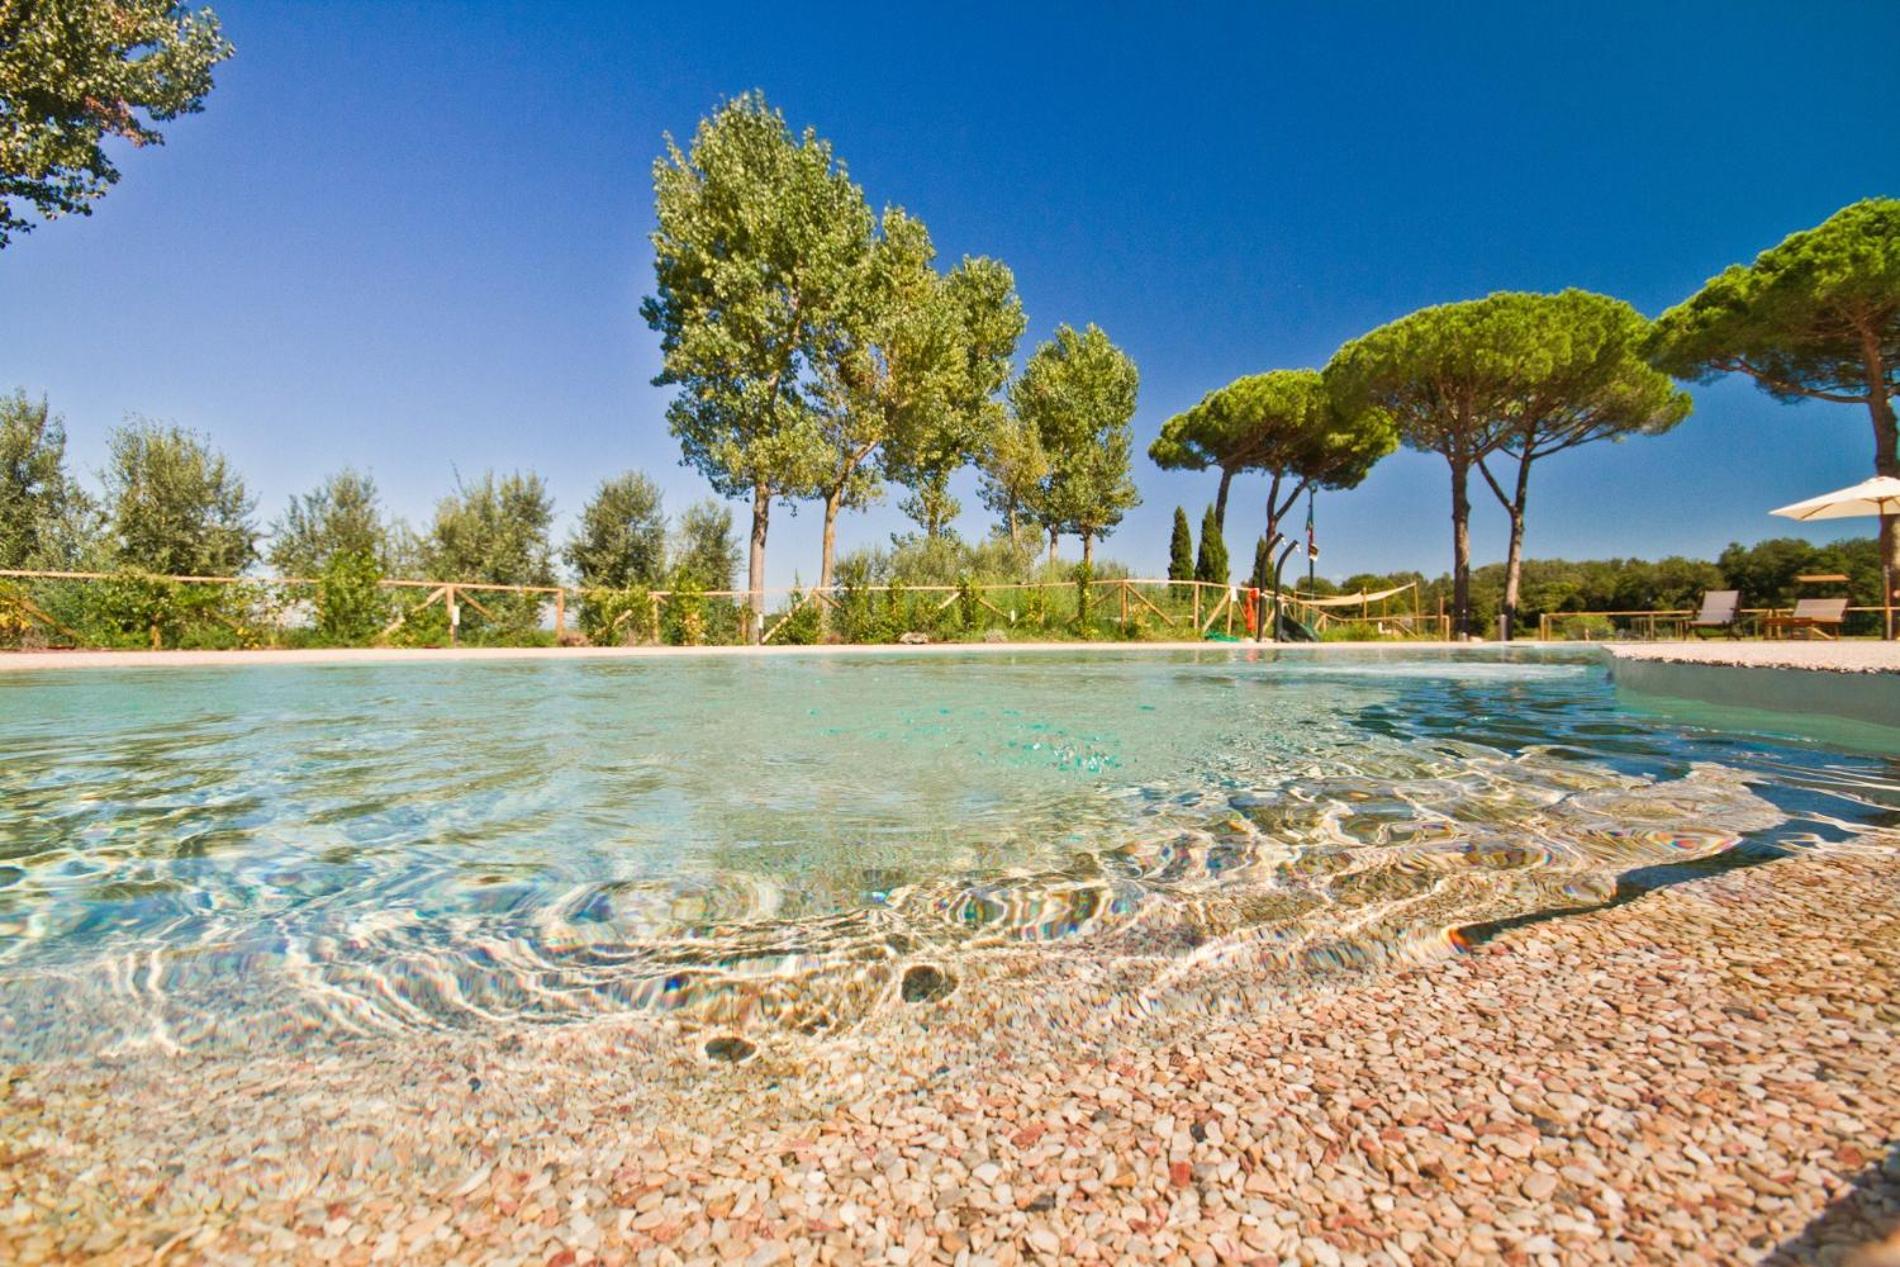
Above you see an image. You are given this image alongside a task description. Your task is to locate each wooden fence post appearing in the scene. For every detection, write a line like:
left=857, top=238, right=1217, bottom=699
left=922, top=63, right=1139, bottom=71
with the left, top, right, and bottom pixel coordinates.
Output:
left=554, top=589, right=566, bottom=640
left=447, top=584, right=458, bottom=647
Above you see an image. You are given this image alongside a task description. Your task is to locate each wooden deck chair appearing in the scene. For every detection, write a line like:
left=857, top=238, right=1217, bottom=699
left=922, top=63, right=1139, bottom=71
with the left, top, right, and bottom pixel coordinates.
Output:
left=1687, top=590, right=1741, bottom=638
left=1762, top=596, right=1848, bottom=640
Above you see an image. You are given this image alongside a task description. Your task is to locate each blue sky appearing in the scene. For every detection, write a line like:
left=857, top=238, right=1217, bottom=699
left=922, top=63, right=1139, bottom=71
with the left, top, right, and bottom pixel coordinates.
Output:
left=2, top=2, right=1896, bottom=587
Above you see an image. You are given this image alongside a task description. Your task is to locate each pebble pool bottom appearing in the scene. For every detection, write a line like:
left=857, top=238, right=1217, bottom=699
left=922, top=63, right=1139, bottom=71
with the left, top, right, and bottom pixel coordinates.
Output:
left=0, top=646, right=1894, bottom=1057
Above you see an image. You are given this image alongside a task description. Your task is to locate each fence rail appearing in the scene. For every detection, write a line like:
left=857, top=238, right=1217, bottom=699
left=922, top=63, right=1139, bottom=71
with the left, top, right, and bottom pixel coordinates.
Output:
left=0, top=567, right=1438, bottom=650
left=1535, top=607, right=1893, bottom=641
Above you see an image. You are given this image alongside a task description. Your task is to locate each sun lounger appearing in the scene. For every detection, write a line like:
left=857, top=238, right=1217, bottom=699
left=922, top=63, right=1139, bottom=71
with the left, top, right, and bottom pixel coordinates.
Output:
left=1761, top=596, right=1848, bottom=640
left=1687, top=590, right=1741, bottom=638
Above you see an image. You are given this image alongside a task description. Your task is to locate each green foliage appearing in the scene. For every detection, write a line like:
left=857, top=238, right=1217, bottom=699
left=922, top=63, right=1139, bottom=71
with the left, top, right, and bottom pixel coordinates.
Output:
left=67, top=569, right=242, bottom=648
left=662, top=567, right=707, bottom=646
left=835, top=555, right=889, bottom=643
left=1648, top=199, right=1899, bottom=412
left=268, top=469, right=388, bottom=577
left=1325, top=290, right=1691, bottom=635
left=422, top=470, right=554, bottom=632
left=883, top=255, right=1026, bottom=542
left=810, top=207, right=1024, bottom=572
left=1194, top=505, right=1228, bottom=585
left=772, top=588, right=822, bottom=645
left=0, top=1, right=232, bottom=246
left=101, top=419, right=254, bottom=576
left=977, top=407, right=1049, bottom=544
left=1072, top=560, right=1095, bottom=633
left=644, top=92, right=874, bottom=620
left=1167, top=507, right=1194, bottom=584
left=1022, top=582, right=1050, bottom=630
left=1155, top=369, right=1397, bottom=537
left=0, top=390, right=94, bottom=568
left=1552, top=614, right=1616, bottom=641
left=565, top=471, right=667, bottom=591
left=1717, top=536, right=1883, bottom=611
left=579, top=586, right=655, bottom=646
left=673, top=498, right=739, bottom=591
left=1010, top=324, right=1141, bottom=559
left=315, top=549, right=388, bottom=643
left=1318, top=620, right=1387, bottom=642
left=1649, top=198, right=1900, bottom=580
left=955, top=573, right=983, bottom=631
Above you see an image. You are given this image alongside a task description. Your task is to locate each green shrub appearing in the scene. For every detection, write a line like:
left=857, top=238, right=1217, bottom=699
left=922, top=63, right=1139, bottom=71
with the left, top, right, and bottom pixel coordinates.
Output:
left=663, top=569, right=706, bottom=646
left=773, top=588, right=822, bottom=645
left=1072, top=562, right=1096, bottom=635
left=1319, top=620, right=1385, bottom=642
left=580, top=585, right=654, bottom=646
left=1023, top=583, right=1050, bottom=630
left=317, top=550, right=389, bottom=644
left=1554, top=613, right=1617, bottom=641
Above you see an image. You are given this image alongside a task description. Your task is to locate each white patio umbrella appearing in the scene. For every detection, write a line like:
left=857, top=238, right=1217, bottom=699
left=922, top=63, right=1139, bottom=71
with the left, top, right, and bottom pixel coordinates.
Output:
left=1769, top=475, right=1900, bottom=640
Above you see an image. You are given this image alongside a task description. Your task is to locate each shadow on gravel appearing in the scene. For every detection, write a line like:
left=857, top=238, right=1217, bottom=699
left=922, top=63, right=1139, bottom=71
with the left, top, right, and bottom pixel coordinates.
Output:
left=1453, top=840, right=1791, bottom=948
left=1761, top=1155, right=1900, bottom=1265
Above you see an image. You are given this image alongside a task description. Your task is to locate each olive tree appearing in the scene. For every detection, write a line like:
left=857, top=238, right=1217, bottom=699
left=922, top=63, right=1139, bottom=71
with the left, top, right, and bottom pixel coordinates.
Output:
left=0, top=390, right=94, bottom=568
left=101, top=419, right=254, bottom=575
left=1649, top=198, right=1899, bottom=584
left=643, top=92, right=873, bottom=639
left=268, top=469, right=390, bottom=576
left=672, top=497, right=739, bottom=591
left=422, top=470, right=555, bottom=632
left=0, top=1, right=233, bottom=246
left=564, top=471, right=668, bottom=590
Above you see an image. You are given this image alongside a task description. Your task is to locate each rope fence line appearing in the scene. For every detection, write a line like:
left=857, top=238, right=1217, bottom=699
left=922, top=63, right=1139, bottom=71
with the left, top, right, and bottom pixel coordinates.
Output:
left=0, top=568, right=1441, bottom=648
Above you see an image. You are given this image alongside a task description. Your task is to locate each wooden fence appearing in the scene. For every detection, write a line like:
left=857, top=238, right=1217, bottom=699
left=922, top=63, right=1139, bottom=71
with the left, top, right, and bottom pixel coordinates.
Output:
left=0, top=568, right=1442, bottom=649
left=1536, top=607, right=1892, bottom=641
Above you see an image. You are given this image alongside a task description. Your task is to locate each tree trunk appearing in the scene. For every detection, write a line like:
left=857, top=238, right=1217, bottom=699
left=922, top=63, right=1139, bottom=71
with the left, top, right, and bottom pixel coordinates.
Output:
left=1214, top=468, right=1234, bottom=532
left=819, top=487, right=842, bottom=592
left=1082, top=533, right=1094, bottom=569
left=747, top=483, right=770, bottom=644
left=1262, top=473, right=1283, bottom=558
left=1047, top=527, right=1058, bottom=570
left=1865, top=346, right=1898, bottom=630
left=1007, top=504, right=1020, bottom=547
left=1499, top=452, right=1533, bottom=641
left=1450, top=457, right=1472, bottom=639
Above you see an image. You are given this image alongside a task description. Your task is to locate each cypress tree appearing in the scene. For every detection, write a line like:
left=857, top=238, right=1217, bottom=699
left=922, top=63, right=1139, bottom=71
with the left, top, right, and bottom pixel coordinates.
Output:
left=1167, top=507, right=1194, bottom=583
left=1194, top=505, right=1228, bottom=585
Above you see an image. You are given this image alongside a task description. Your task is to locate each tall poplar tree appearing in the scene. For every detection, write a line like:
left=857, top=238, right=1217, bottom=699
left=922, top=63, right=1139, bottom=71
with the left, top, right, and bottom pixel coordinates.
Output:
left=643, top=92, right=873, bottom=638
left=1010, top=324, right=1140, bottom=567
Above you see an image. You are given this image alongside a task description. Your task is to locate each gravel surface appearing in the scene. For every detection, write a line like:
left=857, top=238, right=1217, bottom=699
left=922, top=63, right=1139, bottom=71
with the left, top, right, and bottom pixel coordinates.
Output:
left=2, top=847, right=1895, bottom=1266
left=1607, top=643, right=1900, bottom=674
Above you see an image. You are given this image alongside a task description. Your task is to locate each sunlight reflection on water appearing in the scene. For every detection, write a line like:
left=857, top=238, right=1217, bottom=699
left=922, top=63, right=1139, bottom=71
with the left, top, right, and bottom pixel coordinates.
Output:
left=0, top=647, right=1894, bottom=1055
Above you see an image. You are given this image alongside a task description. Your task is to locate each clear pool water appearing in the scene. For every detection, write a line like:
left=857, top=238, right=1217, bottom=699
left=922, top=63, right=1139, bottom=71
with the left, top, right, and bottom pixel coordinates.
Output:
left=1, top=646, right=1894, bottom=1056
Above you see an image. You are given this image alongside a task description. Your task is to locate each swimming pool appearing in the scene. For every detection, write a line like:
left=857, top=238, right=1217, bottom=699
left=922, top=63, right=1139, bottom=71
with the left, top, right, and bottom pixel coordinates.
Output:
left=0, top=646, right=1893, bottom=1058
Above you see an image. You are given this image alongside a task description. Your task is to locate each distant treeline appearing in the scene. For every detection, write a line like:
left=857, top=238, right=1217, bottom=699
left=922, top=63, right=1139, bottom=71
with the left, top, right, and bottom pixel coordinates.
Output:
left=1320, top=537, right=1882, bottom=632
